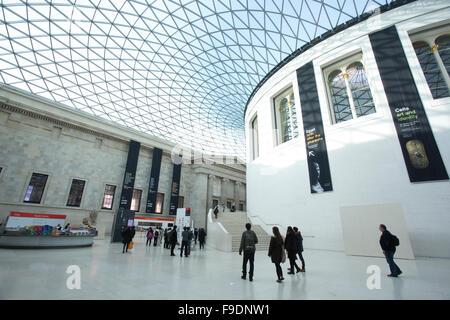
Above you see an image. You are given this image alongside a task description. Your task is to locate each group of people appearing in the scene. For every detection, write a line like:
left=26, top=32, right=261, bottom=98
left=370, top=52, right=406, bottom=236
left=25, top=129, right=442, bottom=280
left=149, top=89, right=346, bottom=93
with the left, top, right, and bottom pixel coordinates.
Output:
left=213, top=201, right=237, bottom=219
left=267, top=226, right=305, bottom=282
left=239, top=223, right=305, bottom=282
left=121, top=225, right=207, bottom=255
left=146, top=227, right=168, bottom=247
left=124, top=221, right=403, bottom=282
left=240, top=223, right=402, bottom=283
left=169, top=226, right=207, bottom=257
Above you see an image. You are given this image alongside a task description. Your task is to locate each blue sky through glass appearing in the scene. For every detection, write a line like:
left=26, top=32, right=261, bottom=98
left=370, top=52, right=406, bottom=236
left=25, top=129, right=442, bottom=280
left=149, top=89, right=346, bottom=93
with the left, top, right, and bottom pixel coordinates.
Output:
left=0, top=0, right=391, bottom=160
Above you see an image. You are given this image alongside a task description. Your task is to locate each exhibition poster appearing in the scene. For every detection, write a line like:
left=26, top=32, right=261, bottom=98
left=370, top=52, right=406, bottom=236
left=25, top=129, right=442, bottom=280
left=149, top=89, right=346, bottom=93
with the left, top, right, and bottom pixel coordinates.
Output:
left=370, top=26, right=448, bottom=182
left=297, top=62, right=333, bottom=194
left=146, top=147, right=163, bottom=213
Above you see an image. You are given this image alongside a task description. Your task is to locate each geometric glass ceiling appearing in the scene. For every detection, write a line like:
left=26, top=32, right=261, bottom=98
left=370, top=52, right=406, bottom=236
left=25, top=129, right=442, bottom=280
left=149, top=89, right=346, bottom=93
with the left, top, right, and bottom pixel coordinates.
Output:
left=0, top=0, right=397, bottom=160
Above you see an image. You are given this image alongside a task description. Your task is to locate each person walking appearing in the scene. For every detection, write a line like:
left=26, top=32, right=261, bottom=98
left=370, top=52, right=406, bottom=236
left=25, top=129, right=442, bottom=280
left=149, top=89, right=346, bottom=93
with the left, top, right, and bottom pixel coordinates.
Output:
left=163, top=228, right=169, bottom=248
left=180, top=227, right=190, bottom=257
left=293, top=227, right=305, bottom=272
left=121, top=226, right=131, bottom=253
left=198, top=227, right=206, bottom=250
left=379, top=224, right=402, bottom=277
left=153, top=229, right=159, bottom=246
left=194, top=228, right=198, bottom=246
left=121, top=226, right=135, bottom=253
left=239, top=223, right=258, bottom=282
left=213, top=205, right=219, bottom=219
left=222, top=202, right=226, bottom=213
left=146, top=227, right=153, bottom=247
left=285, top=226, right=301, bottom=274
left=268, top=226, right=285, bottom=283
left=169, top=226, right=178, bottom=256
left=187, top=227, right=194, bottom=255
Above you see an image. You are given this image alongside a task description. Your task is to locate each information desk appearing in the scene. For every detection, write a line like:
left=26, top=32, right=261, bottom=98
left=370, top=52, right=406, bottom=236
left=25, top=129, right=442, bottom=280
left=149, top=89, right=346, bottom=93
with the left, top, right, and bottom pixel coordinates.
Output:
left=0, top=233, right=94, bottom=249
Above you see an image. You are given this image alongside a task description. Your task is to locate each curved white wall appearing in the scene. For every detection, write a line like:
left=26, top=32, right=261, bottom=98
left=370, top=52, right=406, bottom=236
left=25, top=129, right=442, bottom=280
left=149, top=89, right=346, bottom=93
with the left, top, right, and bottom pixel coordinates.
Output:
left=245, top=0, right=450, bottom=258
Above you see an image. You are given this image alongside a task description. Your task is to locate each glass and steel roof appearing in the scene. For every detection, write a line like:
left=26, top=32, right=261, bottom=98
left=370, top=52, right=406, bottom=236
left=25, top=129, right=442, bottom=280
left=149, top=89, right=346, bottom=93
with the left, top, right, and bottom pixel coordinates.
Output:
left=0, top=0, right=402, bottom=160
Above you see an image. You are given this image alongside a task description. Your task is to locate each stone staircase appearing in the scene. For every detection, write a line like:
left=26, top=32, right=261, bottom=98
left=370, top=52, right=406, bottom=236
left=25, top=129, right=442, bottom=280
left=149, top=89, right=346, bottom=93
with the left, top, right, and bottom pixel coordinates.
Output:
left=216, top=211, right=272, bottom=252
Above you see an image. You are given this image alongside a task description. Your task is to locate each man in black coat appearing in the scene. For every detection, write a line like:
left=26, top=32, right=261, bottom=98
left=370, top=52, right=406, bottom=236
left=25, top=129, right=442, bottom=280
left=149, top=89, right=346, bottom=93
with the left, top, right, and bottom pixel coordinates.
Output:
left=169, top=225, right=178, bottom=256
left=198, top=228, right=206, bottom=250
left=379, top=224, right=402, bottom=277
left=194, top=228, right=198, bottom=245
left=285, top=226, right=301, bottom=274
left=121, top=226, right=135, bottom=254
left=293, top=227, right=305, bottom=272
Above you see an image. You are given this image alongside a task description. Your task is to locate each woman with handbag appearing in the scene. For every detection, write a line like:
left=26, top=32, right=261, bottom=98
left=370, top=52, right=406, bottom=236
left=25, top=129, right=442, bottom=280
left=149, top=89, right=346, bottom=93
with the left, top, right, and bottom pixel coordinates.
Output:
left=268, top=226, right=285, bottom=283
left=121, top=227, right=132, bottom=253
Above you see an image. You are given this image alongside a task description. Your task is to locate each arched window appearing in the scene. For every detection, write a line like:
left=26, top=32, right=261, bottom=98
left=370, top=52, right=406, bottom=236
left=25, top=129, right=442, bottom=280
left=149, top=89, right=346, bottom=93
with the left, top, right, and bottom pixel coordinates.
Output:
left=413, top=40, right=448, bottom=99
left=328, top=70, right=352, bottom=123
left=280, top=97, right=293, bottom=143
left=326, top=60, right=375, bottom=124
left=347, top=62, right=376, bottom=117
left=273, top=88, right=298, bottom=145
left=436, top=35, right=450, bottom=77
left=289, top=93, right=299, bottom=139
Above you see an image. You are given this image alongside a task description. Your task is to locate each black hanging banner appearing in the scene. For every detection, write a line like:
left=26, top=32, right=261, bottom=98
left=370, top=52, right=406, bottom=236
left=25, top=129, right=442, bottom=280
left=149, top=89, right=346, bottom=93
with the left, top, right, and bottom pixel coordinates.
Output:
left=297, top=62, right=333, bottom=194
left=146, top=147, right=163, bottom=213
left=111, top=140, right=140, bottom=242
left=370, top=26, right=448, bottom=182
left=169, top=155, right=182, bottom=215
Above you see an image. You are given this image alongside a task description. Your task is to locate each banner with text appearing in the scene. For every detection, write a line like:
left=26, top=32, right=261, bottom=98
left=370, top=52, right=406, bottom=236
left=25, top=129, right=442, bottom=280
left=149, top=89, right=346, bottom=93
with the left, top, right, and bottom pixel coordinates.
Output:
left=370, top=26, right=448, bottom=182
left=297, top=62, right=333, bottom=193
left=112, top=140, right=140, bottom=242
left=169, top=155, right=182, bottom=215
left=146, top=147, right=163, bottom=213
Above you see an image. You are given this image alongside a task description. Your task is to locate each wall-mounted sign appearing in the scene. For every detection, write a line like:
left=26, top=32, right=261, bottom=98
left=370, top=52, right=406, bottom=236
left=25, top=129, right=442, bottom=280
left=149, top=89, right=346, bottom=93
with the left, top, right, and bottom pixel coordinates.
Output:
left=6, top=212, right=66, bottom=228
left=146, top=147, right=163, bottom=213
left=297, top=62, right=333, bottom=193
left=370, top=26, right=448, bottom=182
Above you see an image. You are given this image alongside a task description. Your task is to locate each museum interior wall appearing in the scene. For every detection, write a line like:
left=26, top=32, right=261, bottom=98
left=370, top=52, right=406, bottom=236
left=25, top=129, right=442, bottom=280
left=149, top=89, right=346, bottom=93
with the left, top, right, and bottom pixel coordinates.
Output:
left=245, top=0, right=450, bottom=258
left=0, top=86, right=246, bottom=236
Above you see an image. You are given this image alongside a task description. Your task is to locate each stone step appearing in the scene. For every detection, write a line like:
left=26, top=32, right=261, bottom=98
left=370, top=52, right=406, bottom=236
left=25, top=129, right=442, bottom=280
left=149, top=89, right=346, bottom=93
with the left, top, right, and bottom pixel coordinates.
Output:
left=210, top=211, right=271, bottom=252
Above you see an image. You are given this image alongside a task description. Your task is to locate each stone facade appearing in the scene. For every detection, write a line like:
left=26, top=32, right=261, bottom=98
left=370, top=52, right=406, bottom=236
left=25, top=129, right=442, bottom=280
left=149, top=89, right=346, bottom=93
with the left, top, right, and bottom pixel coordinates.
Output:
left=0, top=86, right=246, bottom=235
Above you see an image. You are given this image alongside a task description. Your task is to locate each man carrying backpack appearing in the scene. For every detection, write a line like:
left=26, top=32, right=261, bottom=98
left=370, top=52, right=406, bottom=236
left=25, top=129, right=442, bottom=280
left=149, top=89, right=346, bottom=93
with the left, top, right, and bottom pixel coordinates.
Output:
left=379, top=224, right=402, bottom=277
left=239, top=223, right=258, bottom=282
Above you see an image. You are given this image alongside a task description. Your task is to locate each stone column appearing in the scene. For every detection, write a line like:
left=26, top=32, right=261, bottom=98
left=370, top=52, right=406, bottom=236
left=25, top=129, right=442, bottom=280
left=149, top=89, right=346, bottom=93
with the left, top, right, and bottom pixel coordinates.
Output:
left=206, top=174, right=214, bottom=213
left=234, top=181, right=241, bottom=209
left=220, top=178, right=228, bottom=204
left=191, top=173, right=208, bottom=229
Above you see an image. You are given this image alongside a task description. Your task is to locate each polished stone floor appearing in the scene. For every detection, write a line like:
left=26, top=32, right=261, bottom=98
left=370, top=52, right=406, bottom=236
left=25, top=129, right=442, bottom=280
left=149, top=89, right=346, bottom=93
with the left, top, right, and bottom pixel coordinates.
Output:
left=0, top=239, right=449, bottom=300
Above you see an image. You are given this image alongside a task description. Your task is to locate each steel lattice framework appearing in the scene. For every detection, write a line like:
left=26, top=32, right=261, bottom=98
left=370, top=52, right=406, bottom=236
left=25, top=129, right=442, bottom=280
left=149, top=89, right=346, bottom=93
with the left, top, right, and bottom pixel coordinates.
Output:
left=0, top=0, right=401, bottom=160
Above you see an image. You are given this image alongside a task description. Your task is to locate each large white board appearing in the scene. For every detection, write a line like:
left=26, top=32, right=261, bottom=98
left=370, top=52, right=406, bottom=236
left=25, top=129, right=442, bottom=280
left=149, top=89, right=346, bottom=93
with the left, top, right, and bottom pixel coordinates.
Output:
left=340, top=203, right=415, bottom=259
left=175, top=208, right=191, bottom=244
